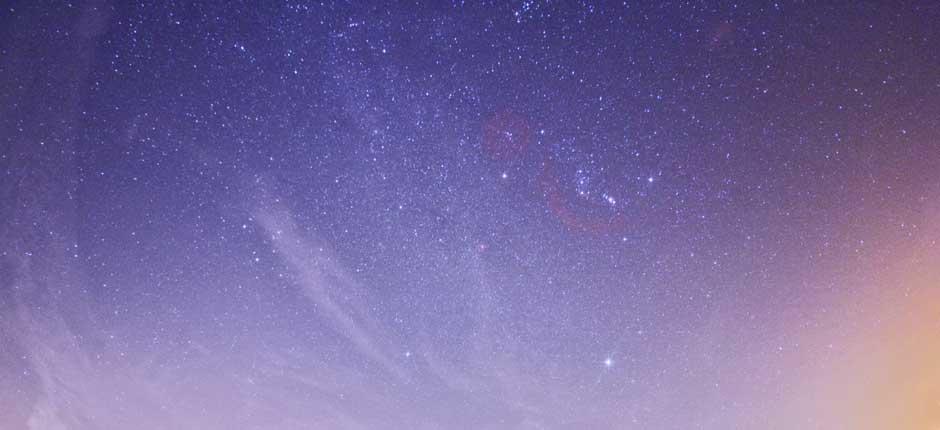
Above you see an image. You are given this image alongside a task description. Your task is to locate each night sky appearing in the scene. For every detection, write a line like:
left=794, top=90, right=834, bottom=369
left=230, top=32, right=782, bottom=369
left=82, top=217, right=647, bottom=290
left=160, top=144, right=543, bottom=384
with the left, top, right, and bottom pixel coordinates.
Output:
left=2, top=1, right=940, bottom=429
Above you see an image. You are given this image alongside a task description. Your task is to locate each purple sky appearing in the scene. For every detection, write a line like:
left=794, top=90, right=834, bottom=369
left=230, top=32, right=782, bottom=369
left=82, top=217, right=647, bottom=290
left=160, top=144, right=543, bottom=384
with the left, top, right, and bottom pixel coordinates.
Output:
left=2, top=1, right=939, bottom=429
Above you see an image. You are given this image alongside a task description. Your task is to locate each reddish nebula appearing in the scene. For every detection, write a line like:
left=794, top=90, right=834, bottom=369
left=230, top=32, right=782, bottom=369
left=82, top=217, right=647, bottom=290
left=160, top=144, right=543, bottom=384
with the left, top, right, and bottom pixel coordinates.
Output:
left=480, top=111, right=628, bottom=235
left=538, top=161, right=628, bottom=235
left=709, top=21, right=734, bottom=48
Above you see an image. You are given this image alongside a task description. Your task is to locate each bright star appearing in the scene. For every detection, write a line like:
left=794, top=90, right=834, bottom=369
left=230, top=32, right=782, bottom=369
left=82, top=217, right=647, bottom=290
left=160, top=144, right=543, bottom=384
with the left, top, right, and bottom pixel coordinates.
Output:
left=604, top=357, right=613, bottom=368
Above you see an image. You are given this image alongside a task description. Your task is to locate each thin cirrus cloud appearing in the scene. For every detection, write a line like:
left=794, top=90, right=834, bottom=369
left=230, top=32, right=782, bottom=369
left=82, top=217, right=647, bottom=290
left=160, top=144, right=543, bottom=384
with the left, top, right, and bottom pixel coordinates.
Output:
left=252, top=201, right=409, bottom=383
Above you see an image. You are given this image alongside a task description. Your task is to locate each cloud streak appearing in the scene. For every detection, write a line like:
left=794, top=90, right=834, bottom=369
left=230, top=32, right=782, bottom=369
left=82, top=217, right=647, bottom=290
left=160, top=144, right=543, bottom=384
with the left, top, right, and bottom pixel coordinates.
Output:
left=252, top=202, right=408, bottom=383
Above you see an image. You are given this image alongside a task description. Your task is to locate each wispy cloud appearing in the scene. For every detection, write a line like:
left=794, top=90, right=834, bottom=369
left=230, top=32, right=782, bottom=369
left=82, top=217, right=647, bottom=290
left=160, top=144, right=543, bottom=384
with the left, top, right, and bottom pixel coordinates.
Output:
left=252, top=201, right=408, bottom=383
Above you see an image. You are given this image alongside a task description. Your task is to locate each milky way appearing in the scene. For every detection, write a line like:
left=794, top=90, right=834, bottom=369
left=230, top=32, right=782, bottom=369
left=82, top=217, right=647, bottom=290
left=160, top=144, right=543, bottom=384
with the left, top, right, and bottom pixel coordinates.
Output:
left=2, top=2, right=939, bottom=429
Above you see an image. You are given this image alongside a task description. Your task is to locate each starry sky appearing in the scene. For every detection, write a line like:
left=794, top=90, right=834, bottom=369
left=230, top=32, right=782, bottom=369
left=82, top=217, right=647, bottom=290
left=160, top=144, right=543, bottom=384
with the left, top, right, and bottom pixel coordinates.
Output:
left=2, top=1, right=939, bottom=429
